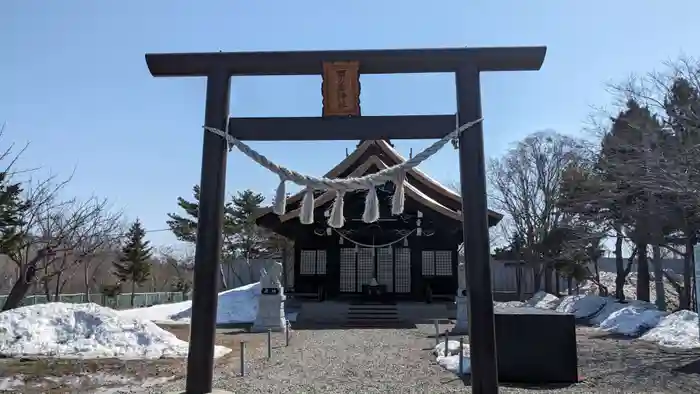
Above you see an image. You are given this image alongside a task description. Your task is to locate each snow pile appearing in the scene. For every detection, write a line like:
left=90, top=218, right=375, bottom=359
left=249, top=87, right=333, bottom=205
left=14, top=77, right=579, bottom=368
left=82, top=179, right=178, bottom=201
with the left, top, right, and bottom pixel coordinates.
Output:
left=0, top=302, right=231, bottom=359
left=0, top=375, right=24, bottom=391
left=118, top=300, right=193, bottom=325
left=524, top=291, right=561, bottom=310
left=578, top=270, right=680, bottom=310
left=170, top=282, right=260, bottom=324
left=494, top=301, right=525, bottom=308
left=589, top=299, right=654, bottom=326
left=118, top=282, right=297, bottom=325
left=433, top=339, right=465, bottom=357
left=598, top=304, right=666, bottom=336
left=555, top=294, right=609, bottom=320
left=640, top=310, right=700, bottom=349
left=433, top=340, right=470, bottom=375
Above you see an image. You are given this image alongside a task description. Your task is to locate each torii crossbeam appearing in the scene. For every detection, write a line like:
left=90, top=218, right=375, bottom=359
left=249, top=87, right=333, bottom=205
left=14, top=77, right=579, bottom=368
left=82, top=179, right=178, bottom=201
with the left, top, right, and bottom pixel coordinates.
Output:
left=144, top=46, right=546, bottom=394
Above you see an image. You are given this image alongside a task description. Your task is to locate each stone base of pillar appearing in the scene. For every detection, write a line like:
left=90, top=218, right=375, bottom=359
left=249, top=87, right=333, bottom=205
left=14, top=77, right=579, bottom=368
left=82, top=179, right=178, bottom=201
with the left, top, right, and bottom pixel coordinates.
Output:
left=251, top=290, right=287, bottom=333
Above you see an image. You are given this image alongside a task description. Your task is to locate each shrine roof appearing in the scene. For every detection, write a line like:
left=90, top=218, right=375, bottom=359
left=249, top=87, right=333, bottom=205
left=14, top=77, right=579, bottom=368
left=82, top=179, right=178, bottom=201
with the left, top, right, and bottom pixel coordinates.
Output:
left=253, top=140, right=502, bottom=226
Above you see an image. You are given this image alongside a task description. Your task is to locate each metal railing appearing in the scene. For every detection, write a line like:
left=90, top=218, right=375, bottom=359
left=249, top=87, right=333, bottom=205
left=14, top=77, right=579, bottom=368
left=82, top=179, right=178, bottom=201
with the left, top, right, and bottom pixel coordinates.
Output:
left=0, top=291, right=187, bottom=310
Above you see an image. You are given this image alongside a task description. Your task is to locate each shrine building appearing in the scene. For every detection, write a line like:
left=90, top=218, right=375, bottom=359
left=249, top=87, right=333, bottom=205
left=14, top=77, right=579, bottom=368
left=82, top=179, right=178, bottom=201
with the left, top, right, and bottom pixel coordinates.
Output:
left=255, top=139, right=502, bottom=302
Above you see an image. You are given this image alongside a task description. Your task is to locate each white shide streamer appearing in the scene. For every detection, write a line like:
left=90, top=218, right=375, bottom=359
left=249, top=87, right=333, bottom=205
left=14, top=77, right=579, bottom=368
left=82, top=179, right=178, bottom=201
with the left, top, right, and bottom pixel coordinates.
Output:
left=204, top=118, right=482, bottom=228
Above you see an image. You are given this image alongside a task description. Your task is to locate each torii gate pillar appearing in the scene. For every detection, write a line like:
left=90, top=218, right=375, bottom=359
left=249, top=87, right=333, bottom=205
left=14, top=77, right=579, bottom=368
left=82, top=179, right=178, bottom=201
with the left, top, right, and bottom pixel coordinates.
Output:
left=145, top=46, right=546, bottom=394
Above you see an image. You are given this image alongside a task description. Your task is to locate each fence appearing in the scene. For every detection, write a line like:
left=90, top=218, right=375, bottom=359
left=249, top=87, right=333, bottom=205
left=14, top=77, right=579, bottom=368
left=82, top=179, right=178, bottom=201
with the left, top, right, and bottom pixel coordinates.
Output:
left=0, top=291, right=187, bottom=310
left=222, top=258, right=284, bottom=289
left=490, top=260, right=580, bottom=300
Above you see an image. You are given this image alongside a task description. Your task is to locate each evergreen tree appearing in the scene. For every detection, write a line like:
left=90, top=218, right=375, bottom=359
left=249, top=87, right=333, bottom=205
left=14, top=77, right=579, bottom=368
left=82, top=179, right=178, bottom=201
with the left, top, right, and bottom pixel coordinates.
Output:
left=167, top=186, right=276, bottom=288
left=0, top=171, right=30, bottom=258
left=663, top=77, right=700, bottom=308
left=600, top=99, right=669, bottom=302
left=166, top=185, right=237, bottom=253
left=229, top=189, right=269, bottom=260
left=0, top=172, right=32, bottom=311
left=166, top=187, right=273, bottom=260
left=113, top=219, right=153, bottom=306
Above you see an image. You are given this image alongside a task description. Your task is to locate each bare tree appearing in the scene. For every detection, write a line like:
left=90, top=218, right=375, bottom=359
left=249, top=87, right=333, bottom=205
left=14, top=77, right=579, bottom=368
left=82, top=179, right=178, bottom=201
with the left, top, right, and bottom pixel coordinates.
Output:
left=488, top=131, right=593, bottom=292
left=156, top=245, right=195, bottom=298
left=29, top=197, right=124, bottom=301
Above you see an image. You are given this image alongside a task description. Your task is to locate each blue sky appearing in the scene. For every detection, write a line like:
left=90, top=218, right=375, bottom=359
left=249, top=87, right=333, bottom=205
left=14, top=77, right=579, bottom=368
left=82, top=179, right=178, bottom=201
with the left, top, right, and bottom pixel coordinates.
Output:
left=1, top=1, right=697, bottom=249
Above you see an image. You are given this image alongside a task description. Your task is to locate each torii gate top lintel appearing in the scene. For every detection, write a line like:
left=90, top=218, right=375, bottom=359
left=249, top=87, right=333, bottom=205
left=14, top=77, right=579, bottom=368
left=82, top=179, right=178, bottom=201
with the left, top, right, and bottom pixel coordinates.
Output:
left=144, top=46, right=547, bottom=77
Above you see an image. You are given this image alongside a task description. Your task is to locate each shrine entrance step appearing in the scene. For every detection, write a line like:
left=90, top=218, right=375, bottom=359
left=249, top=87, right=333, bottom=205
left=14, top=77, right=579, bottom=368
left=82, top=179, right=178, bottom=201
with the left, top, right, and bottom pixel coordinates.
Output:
left=345, top=303, right=402, bottom=328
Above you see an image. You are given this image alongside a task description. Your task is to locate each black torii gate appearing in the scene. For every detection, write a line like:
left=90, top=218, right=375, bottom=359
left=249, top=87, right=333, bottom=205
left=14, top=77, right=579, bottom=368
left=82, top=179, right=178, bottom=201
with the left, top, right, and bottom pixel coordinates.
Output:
left=144, top=46, right=546, bottom=394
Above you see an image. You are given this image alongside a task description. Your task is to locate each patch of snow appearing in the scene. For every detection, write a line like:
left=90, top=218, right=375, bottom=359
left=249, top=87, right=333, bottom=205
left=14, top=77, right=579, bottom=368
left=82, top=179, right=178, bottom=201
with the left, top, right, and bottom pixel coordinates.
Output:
left=640, top=310, right=700, bottom=349
left=437, top=353, right=471, bottom=375
left=578, top=270, right=680, bottom=310
left=90, top=376, right=178, bottom=394
left=433, top=340, right=466, bottom=357
left=433, top=340, right=471, bottom=375
left=589, top=299, right=654, bottom=326
left=555, top=295, right=609, bottom=320
left=0, top=302, right=231, bottom=359
left=119, top=282, right=295, bottom=325
left=0, top=375, right=24, bottom=391
left=173, top=282, right=260, bottom=324
left=524, top=291, right=561, bottom=310
left=598, top=304, right=666, bottom=337
left=118, top=301, right=192, bottom=325
left=494, top=301, right=525, bottom=308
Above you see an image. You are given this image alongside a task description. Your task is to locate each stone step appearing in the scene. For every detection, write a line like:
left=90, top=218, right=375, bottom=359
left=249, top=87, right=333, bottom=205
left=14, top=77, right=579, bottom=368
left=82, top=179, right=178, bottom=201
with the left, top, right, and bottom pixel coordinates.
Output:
left=349, top=302, right=397, bottom=306
left=347, top=315, right=399, bottom=320
left=349, top=305, right=397, bottom=310
left=347, top=310, right=398, bottom=315
left=342, top=321, right=410, bottom=328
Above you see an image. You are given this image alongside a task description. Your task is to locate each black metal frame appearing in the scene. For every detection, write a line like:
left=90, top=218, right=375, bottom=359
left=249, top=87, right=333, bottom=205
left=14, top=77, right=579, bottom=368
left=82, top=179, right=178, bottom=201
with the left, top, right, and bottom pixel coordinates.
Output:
left=144, top=46, right=546, bottom=394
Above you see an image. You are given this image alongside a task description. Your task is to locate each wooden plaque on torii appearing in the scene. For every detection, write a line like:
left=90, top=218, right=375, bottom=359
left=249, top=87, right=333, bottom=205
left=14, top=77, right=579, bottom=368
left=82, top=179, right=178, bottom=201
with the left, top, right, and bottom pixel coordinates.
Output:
left=322, top=61, right=361, bottom=117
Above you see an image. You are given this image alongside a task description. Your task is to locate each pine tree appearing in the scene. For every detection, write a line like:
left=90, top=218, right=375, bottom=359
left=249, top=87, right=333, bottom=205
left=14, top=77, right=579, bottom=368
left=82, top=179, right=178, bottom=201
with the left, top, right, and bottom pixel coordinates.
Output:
left=229, top=189, right=268, bottom=260
left=0, top=172, right=32, bottom=311
left=166, top=187, right=276, bottom=289
left=0, top=171, right=30, bottom=258
left=663, top=77, right=700, bottom=309
left=599, top=99, right=669, bottom=302
left=113, top=219, right=153, bottom=306
left=166, top=185, right=238, bottom=252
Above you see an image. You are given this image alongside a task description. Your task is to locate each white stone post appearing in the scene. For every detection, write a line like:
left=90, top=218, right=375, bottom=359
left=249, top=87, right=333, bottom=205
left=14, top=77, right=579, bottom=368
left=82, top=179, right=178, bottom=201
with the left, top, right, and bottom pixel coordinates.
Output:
left=452, top=261, right=470, bottom=334
left=252, top=262, right=287, bottom=332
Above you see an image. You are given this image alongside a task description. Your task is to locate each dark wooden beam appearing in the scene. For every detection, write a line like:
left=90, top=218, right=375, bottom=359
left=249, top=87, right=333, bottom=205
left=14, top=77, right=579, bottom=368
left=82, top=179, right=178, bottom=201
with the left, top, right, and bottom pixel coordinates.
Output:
left=145, top=46, right=546, bottom=77
left=227, top=115, right=457, bottom=141
left=457, top=64, right=499, bottom=392
left=185, top=72, right=231, bottom=393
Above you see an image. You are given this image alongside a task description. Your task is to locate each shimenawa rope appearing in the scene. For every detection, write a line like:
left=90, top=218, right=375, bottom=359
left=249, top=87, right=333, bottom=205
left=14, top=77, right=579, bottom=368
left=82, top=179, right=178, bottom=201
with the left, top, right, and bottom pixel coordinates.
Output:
left=204, top=118, right=482, bottom=228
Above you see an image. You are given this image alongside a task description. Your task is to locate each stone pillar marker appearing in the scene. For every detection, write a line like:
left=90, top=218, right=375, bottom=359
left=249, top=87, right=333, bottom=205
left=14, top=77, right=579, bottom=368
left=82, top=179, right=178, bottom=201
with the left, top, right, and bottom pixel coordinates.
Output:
left=452, top=261, right=470, bottom=334
left=252, top=261, right=287, bottom=332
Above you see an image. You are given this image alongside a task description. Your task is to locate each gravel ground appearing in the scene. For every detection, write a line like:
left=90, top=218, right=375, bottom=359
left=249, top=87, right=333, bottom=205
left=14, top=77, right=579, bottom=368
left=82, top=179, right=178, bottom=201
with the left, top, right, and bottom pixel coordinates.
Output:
left=142, top=324, right=700, bottom=394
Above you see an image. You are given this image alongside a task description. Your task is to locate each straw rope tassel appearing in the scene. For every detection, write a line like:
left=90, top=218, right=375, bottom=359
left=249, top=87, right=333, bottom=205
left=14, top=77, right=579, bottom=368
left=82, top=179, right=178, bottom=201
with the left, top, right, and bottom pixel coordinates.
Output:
left=362, top=185, right=380, bottom=223
left=328, top=190, right=346, bottom=228
left=391, top=171, right=406, bottom=215
left=272, top=175, right=287, bottom=215
left=300, top=187, right=315, bottom=225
